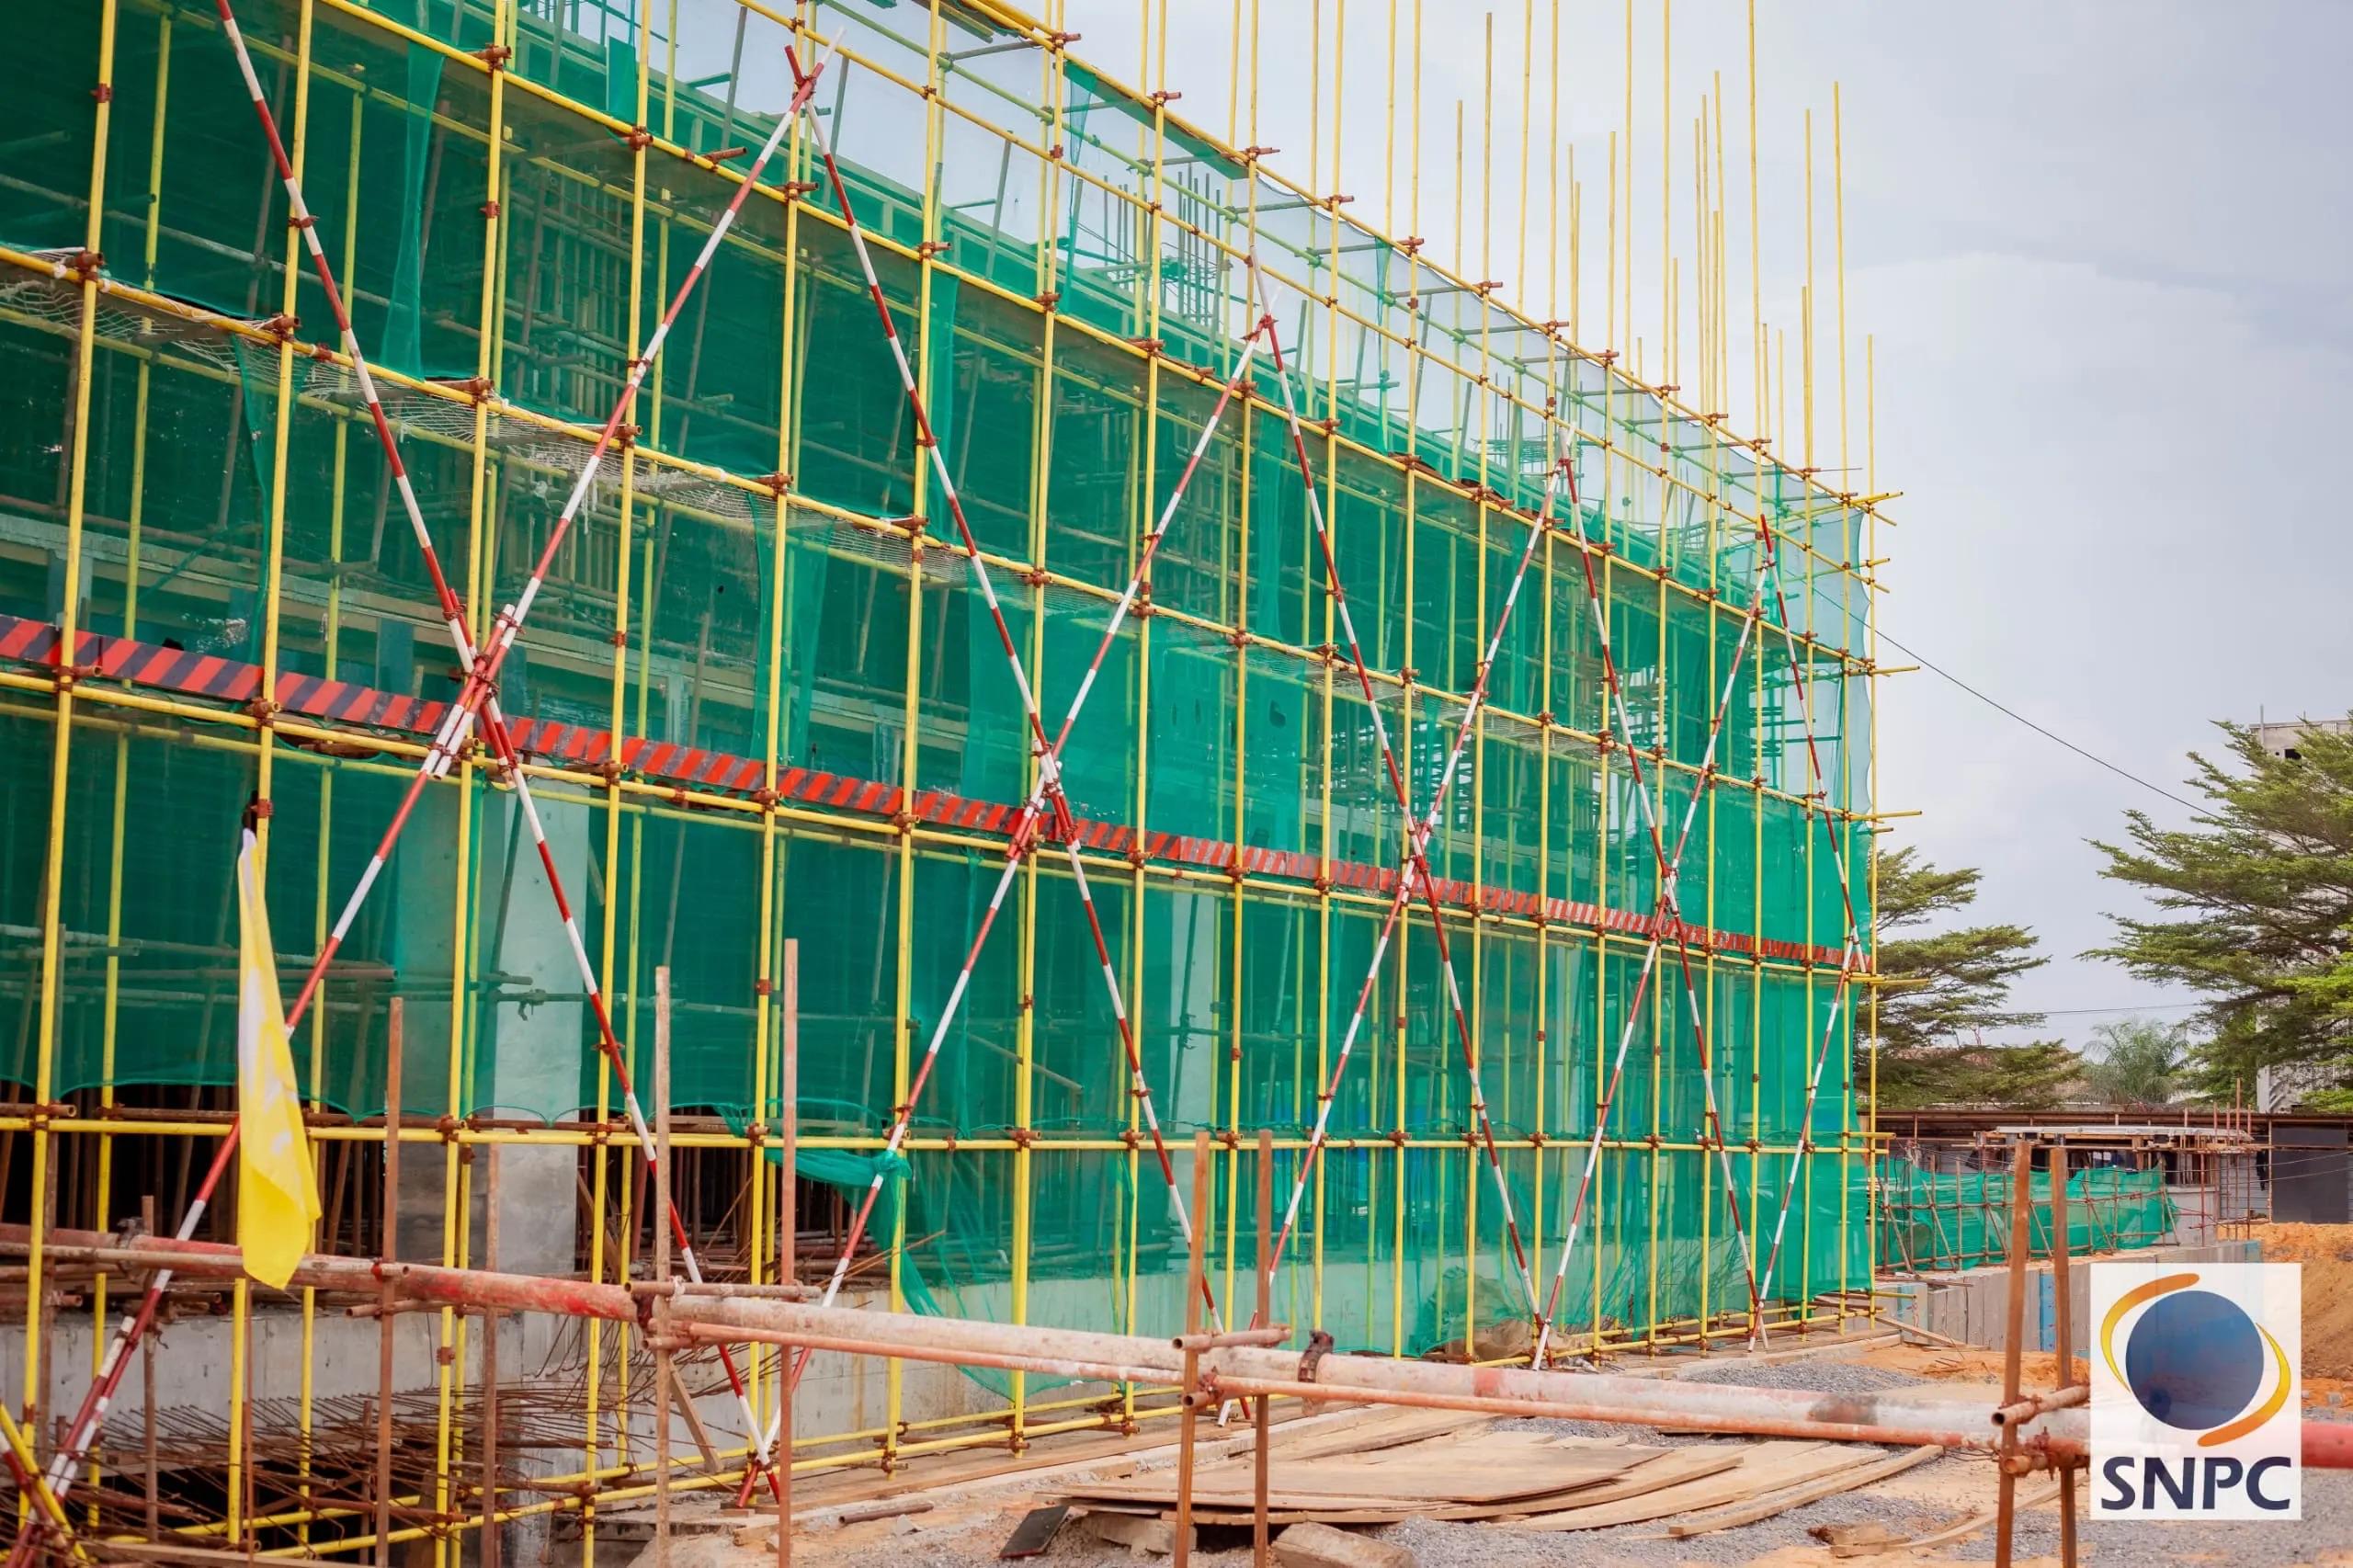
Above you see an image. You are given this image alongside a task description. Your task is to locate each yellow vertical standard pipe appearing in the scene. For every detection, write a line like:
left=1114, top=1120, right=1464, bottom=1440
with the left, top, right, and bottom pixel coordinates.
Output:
left=227, top=1279, right=249, bottom=1545
left=1798, top=108, right=1819, bottom=1324
left=1661, top=0, right=1670, bottom=401
left=27, top=0, right=119, bottom=1497
left=1333, top=0, right=1347, bottom=204
left=86, top=18, right=173, bottom=1527
left=1518, top=0, right=1531, bottom=300
left=880, top=0, right=953, bottom=1462
left=1309, top=0, right=1323, bottom=202
left=1408, top=0, right=1421, bottom=239
left=1482, top=9, right=1494, bottom=287
left=584, top=0, right=653, bottom=1550
left=1009, top=0, right=1063, bottom=1446
left=1745, top=0, right=1763, bottom=438
left=257, top=0, right=323, bottom=1531
left=1250, top=0, right=1263, bottom=148
left=1546, top=0, right=1559, bottom=322
left=1865, top=331, right=1881, bottom=1297
left=1230, top=0, right=1243, bottom=142
left=1383, top=0, right=1398, bottom=229
left=1831, top=81, right=1854, bottom=1324
left=1620, top=0, right=1631, bottom=376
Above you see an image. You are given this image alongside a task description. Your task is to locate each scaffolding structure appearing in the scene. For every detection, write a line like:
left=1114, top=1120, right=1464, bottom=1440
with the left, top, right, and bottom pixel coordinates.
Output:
left=1878, top=1119, right=2269, bottom=1275
left=0, top=0, right=1886, bottom=1557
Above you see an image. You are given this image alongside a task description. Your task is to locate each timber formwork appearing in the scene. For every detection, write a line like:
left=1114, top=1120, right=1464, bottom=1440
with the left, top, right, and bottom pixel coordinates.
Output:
left=0, top=0, right=1884, bottom=1556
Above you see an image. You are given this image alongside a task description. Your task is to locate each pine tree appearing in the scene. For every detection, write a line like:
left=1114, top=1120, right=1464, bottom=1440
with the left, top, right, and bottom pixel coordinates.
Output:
left=1871, top=846, right=2069, bottom=1108
left=2091, top=719, right=2353, bottom=1105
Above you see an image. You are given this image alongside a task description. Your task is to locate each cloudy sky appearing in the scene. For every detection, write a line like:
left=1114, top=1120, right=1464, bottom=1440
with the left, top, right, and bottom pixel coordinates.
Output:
left=1045, top=0, right=2348, bottom=1045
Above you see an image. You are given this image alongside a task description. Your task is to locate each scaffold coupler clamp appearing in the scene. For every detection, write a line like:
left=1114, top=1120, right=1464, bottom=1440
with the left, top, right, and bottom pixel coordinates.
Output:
left=1296, top=1329, right=1334, bottom=1383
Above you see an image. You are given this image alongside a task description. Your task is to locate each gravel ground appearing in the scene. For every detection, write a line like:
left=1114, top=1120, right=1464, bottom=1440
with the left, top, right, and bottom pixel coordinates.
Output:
left=778, top=1359, right=2353, bottom=1567
left=1944, top=1466, right=2353, bottom=1567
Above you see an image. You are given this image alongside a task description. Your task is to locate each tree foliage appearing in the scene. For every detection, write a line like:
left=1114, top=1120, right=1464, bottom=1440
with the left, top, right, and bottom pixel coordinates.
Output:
left=2078, top=1018, right=2191, bottom=1106
left=2091, top=720, right=2353, bottom=1104
left=1872, top=846, right=2071, bottom=1108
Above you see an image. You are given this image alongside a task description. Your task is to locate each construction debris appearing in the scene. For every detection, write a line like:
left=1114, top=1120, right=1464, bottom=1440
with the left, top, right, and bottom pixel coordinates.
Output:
left=1272, top=1521, right=1419, bottom=1568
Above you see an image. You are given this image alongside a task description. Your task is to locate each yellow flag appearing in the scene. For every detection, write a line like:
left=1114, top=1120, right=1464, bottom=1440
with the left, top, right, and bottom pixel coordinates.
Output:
left=236, top=829, right=318, bottom=1290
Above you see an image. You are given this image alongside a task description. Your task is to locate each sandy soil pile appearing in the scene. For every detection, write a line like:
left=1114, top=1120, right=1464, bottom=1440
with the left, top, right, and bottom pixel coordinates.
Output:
left=2250, top=1221, right=2353, bottom=1381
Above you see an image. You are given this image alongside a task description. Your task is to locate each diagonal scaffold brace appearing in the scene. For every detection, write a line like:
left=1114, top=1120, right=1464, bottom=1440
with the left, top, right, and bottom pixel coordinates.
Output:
left=733, top=37, right=1281, bottom=1501
left=1526, top=474, right=1801, bottom=1366
left=1527, top=449, right=1869, bottom=1363
left=8, top=17, right=840, bottom=1548
left=1735, top=495, right=1870, bottom=1342
left=1243, top=256, right=1558, bottom=1335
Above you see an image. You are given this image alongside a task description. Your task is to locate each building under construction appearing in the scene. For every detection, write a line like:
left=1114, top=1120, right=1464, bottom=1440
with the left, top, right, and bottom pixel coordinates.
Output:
left=0, top=0, right=1885, bottom=1557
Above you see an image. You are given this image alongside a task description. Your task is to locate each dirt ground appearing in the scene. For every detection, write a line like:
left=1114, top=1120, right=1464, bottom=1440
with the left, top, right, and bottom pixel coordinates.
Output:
left=2249, top=1222, right=2353, bottom=1382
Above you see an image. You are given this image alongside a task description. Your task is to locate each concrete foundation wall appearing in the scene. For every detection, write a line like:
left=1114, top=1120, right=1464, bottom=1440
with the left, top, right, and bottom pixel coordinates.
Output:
left=1881, top=1238, right=2263, bottom=1354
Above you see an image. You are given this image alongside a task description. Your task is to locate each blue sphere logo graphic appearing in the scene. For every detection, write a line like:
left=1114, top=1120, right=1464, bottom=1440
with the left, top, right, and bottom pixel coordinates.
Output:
left=2121, top=1288, right=2266, bottom=1431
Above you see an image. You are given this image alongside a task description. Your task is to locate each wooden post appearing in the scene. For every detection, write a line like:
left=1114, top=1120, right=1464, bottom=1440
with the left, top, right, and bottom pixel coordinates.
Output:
left=778, top=939, right=797, bottom=1568
left=377, top=998, right=402, bottom=1568
left=1173, top=1130, right=1212, bottom=1568
left=654, top=968, right=675, bottom=1565
left=1253, top=1129, right=1273, bottom=1568
left=480, top=1143, right=502, bottom=1568
left=2049, top=1142, right=2077, bottom=1568
left=1993, top=1137, right=2031, bottom=1568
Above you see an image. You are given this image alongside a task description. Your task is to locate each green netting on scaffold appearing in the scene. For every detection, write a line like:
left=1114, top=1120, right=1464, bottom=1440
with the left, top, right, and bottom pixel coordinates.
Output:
left=1876, top=1161, right=2178, bottom=1273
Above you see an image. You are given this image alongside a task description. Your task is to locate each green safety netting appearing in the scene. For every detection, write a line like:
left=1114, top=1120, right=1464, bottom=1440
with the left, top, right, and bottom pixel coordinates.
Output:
left=0, top=0, right=1874, bottom=1356
left=1877, top=1160, right=2178, bottom=1273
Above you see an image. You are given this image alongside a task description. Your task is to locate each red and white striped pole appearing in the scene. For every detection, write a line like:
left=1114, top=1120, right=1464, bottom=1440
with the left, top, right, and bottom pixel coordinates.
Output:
left=1527, top=483, right=1795, bottom=1365
left=1243, top=260, right=1553, bottom=1324
left=1738, top=510, right=1870, bottom=1334
left=1527, top=457, right=1869, bottom=1360
left=734, top=44, right=1284, bottom=1494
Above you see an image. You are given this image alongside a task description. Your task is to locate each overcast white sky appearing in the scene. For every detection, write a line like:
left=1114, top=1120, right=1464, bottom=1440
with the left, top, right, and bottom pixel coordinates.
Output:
left=1054, top=0, right=2351, bottom=1046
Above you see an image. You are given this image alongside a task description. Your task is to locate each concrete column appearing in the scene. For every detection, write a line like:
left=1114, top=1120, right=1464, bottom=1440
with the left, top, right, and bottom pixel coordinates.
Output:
left=388, top=788, right=584, bottom=1276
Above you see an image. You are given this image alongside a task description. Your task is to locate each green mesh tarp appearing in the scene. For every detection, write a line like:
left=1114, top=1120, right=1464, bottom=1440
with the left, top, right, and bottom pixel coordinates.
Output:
left=1877, top=1160, right=2178, bottom=1273
left=0, top=0, right=1874, bottom=1364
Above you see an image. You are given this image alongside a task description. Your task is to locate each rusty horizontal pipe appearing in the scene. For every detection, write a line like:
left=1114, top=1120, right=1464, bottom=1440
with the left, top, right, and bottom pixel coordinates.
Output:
left=1200, top=1373, right=2072, bottom=1457
left=20, top=1228, right=2352, bottom=1469
left=628, top=1279, right=817, bottom=1302
left=668, top=1322, right=1165, bottom=1389
left=666, top=1295, right=2084, bottom=1460
left=1172, top=1328, right=1291, bottom=1351
left=1992, top=1385, right=2088, bottom=1427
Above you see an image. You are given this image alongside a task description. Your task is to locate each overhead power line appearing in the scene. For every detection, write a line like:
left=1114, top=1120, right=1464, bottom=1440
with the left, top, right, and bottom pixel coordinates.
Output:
left=1850, top=602, right=2208, bottom=813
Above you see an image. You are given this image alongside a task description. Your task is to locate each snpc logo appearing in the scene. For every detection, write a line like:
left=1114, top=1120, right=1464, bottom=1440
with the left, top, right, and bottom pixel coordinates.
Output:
left=2091, top=1263, right=2301, bottom=1520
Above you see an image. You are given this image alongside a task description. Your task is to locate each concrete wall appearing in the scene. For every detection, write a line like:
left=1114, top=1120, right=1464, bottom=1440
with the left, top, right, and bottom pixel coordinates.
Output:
left=1881, top=1237, right=2263, bottom=1354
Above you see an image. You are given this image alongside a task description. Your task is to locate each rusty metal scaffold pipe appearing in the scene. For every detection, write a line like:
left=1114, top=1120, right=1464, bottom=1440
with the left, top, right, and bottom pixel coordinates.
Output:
left=17, top=1225, right=2352, bottom=1473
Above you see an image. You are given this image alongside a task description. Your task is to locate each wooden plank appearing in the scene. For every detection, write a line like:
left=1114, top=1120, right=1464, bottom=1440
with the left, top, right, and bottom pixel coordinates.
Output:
left=1065, top=1443, right=1647, bottom=1510
left=665, top=1358, right=721, bottom=1468
left=1302, top=1449, right=1734, bottom=1524
left=1167, top=1454, right=1685, bottom=1528
left=1260, top=1408, right=1483, bottom=1460
left=1503, top=1447, right=1744, bottom=1514
left=997, top=1505, right=1071, bottom=1559
left=1881, top=1481, right=2060, bottom=1554
left=1665, top=1445, right=1942, bottom=1537
left=1501, top=1442, right=1846, bottom=1532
